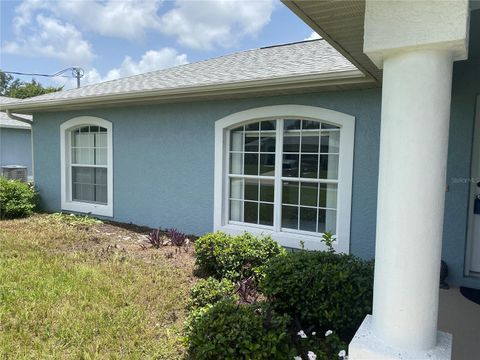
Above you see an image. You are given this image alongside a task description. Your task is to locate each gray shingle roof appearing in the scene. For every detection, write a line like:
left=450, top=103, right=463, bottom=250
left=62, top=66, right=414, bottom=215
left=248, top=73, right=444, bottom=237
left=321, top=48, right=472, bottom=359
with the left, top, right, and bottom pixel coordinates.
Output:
left=5, top=40, right=358, bottom=107
left=0, top=97, right=31, bottom=129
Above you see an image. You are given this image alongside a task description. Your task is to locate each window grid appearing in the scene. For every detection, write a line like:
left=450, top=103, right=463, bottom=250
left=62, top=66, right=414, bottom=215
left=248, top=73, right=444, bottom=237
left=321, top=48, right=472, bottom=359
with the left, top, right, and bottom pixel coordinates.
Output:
left=70, top=125, right=108, bottom=205
left=227, top=118, right=340, bottom=235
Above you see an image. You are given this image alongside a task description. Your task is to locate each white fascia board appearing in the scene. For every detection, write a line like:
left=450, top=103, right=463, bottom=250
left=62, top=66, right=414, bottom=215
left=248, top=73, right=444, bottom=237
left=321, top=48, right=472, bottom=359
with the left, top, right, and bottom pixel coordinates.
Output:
left=2, top=70, right=368, bottom=113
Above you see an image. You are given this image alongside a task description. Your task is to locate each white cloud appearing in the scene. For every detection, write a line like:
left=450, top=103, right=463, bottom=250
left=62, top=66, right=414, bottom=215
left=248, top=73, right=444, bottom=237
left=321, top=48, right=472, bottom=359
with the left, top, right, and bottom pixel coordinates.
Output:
left=4, top=14, right=94, bottom=65
left=158, top=0, right=276, bottom=49
left=304, top=31, right=322, bottom=41
left=11, top=0, right=164, bottom=41
left=56, top=47, right=188, bottom=88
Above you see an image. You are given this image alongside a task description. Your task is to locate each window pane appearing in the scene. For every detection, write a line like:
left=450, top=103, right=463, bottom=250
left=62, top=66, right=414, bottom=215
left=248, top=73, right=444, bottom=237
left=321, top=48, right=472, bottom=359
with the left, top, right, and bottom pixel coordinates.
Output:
left=322, top=123, right=339, bottom=130
left=301, top=134, right=319, bottom=153
left=260, top=135, right=276, bottom=152
left=72, top=166, right=93, bottom=184
left=300, top=154, right=318, bottom=178
left=260, top=179, right=274, bottom=202
left=73, top=183, right=94, bottom=202
left=282, top=205, right=298, bottom=230
left=244, top=201, right=258, bottom=224
left=72, top=148, right=92, bottom=165
left=282, top=181, right=299, bottom=205
left=95, top=148, right=107, bottom=166
left=229, top=153, right=243, bottom=174
left=284, top=119, right=301, bottom=130
left=230, top=200, right=243, bottom=222
left=319, top=154, right=339, bottom=179
left=318, top=209, right=337, bottom=234
left=259, top=203, right=274, bottom=226
left=230, top=128, right=244, bottom=152
left=259, top=154, right=275, bottom=176
left=245, top=122, right=259, bottom=131
left=300, top=182, right=318, bottom=207
left=244, top=179, right=258, bottom=201
left=244, top=153, right=258, bottom=175
left=95, top=185, right=107, bottom=204
left=321, top=131, right=340, bottom=153
left=300, top=207, right=317, bottom=232
left=283, top=133, right=300, bottom=152
left=95, top=133, right=107, bottom=147
left=244, top=133, right=259, bottom=152
left=261, top=120, right=276, bottom=131
left=319, top=183, right=337, bottom=209
left=282, top=154, right=299, bottom=177
left=230, top=178, right=244, bottom=200
left=95, top=168, right=107, bottom=186
left=302, top=120, right=320, bottom=130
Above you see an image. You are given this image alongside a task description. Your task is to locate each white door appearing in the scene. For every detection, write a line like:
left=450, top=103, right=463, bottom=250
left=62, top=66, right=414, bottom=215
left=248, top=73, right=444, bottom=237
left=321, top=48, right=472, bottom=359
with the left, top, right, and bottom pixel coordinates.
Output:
left=469, top=95, right=480, bottom=274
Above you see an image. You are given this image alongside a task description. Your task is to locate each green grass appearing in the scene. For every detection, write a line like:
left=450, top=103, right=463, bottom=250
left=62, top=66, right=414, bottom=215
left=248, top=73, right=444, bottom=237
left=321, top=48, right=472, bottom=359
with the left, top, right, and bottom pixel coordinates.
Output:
left=0, top=215, right=194, bottom=359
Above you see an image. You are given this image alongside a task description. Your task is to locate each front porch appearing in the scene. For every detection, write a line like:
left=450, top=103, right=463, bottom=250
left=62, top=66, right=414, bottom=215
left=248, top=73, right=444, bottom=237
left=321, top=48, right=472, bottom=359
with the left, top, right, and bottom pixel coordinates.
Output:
left=438, top=288, right=480, bottom=360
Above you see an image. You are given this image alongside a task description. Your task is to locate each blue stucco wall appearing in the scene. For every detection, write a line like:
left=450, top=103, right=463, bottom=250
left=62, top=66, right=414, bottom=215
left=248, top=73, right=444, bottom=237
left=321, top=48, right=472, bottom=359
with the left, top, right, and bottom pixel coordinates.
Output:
left=442, top=9, right=480, bottom=288
left=0, top=127, right=32, bottom=177
left=31, top=10, right=480, bottom=288
left=33, top=89, right=382, bottom=262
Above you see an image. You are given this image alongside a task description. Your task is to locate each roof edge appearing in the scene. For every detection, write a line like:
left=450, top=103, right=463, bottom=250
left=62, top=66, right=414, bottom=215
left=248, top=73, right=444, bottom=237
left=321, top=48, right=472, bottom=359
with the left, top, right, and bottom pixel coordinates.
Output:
left=2, top=69, right=371, bottom=113
left=282, top=0, right=381, bottom=84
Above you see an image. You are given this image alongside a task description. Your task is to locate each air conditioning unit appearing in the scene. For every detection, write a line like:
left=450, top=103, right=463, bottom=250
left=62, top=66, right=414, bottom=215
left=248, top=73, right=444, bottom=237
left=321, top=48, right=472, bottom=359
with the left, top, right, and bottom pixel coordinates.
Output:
left=2, top=165, right=28, bottom=183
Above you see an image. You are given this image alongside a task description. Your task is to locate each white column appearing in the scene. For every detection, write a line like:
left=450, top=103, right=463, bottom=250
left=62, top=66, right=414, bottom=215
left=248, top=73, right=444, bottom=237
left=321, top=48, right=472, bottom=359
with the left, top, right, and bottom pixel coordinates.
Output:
left=374, top=48, right=453, bottom=349
left=349, top=1, right=469, bottom=359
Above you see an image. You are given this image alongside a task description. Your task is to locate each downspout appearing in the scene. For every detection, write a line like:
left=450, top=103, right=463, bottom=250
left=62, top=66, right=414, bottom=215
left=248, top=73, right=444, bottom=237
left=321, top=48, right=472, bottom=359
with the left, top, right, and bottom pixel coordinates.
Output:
left=6, top=109, right=33, bottom=125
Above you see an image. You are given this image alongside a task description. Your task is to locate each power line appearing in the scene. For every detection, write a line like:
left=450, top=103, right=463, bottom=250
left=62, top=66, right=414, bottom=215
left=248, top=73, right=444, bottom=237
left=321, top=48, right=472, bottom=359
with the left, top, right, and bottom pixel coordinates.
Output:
left=3, top=67, right=85, bottom=88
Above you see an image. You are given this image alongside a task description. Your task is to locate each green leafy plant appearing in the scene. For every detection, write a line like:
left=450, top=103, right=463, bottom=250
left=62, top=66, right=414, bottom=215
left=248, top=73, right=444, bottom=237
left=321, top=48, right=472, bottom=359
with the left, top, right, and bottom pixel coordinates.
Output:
left=292, top=329, right=347, bottom=360
left=0, top=177, right=37, bottom=219
left=188, top=277, right=237, bottom=310
left=194, top=232, right=285, bottom=282
left=47, top=212, right=102, bottom=227
left=185, top=298, right=294, bottom=360
left=321, top=232, right=335, bottom=253
left=261, top=251, right=374, bottom=340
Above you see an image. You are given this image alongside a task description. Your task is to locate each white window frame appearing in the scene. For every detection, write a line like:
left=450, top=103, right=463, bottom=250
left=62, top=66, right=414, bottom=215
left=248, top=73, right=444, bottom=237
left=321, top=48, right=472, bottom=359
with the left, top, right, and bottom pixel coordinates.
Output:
left=214, top=105, right=355, bottom=252
left=60, top=116, right=113, bottom=217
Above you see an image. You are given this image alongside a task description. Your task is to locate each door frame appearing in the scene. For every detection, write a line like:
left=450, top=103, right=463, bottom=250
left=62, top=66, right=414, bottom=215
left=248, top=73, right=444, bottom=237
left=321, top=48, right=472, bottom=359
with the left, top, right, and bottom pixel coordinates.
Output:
left=465, top=94, right=480, bottom=276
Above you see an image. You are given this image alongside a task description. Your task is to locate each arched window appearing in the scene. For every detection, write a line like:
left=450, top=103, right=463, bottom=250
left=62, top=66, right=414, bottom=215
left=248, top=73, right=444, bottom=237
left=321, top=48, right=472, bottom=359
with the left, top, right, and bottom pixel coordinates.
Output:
left=214, top=105, right=354, bottom=252
left=60, top=117, right=113, bottom=217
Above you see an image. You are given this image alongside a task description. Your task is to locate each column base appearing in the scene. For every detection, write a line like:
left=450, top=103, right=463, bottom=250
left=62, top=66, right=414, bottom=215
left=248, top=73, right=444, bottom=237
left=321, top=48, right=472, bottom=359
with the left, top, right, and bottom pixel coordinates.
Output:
left=348, top=315, right=452, bottom=360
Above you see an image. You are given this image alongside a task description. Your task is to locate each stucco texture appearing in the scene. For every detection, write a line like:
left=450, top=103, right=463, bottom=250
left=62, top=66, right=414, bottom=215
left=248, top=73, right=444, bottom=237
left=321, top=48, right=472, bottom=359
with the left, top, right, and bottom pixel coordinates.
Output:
left=0, top=127, right=32, bottom=177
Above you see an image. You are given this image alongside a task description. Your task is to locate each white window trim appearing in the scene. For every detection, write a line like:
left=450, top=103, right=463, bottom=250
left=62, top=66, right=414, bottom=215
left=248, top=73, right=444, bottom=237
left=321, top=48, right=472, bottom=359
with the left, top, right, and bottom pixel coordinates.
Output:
left=214, top=105, right=355, bottom=252
left=60, top=116, right=113, bottom=217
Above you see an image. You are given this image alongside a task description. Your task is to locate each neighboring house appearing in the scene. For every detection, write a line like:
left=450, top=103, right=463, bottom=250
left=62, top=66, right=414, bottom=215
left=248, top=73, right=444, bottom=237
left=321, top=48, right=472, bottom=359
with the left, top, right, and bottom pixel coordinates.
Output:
left=0, top=96, right=32, bottom=179
left=1, top=1, right=479, bottom=359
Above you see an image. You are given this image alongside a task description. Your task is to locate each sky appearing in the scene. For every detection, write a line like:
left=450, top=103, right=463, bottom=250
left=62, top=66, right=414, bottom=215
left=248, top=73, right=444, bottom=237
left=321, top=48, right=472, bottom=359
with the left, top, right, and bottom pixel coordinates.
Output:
left=0, top=0, right=319, bottom=89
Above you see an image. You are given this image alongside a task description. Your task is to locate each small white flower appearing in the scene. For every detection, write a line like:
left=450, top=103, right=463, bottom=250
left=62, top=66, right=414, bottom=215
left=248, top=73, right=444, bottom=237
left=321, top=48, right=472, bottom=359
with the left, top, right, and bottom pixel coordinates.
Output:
left=294, top=357, right=302, bottom=360
left=311, top=331, right=316, bottom=336
left=325, top=330, right=333, bottom=337
left=338, top=350, right=347, bottom=359
left=297, top=330, right=308, bottom=338
left=307, top=351, right=317, bottom=360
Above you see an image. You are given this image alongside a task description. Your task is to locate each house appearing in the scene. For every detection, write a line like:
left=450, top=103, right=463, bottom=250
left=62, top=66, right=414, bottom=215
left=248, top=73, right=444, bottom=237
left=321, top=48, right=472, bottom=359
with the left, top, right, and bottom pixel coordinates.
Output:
left=0, top=96, right=32, bottom=180
left=1, top=1, right=479, bottom=359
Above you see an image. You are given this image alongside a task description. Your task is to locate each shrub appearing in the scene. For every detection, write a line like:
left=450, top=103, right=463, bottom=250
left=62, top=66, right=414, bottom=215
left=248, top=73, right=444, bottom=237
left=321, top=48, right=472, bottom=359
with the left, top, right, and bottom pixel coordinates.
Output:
left=0, top=177, right=37, bottom=219
left=166, top=228, right=188, bottom=246
left=293, top=329, right=347, bottom=360
left=194, top=232, right=285, bottom=281
left=186, top=299, right=294, bottom=360
left=188, top=277, right=237, bottom=310
left=261, top=251, right=374, bottom=340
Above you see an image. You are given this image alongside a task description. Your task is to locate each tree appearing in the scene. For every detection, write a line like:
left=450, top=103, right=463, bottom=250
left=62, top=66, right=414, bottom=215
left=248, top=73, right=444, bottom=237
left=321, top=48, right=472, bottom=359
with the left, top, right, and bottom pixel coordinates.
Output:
left=0, top=70, right=62, bottom=99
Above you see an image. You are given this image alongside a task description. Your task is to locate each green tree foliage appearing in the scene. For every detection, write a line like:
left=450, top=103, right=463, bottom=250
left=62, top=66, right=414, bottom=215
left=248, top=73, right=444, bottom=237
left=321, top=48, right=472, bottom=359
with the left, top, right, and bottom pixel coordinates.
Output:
left=0, top=70, right=62, bottom=99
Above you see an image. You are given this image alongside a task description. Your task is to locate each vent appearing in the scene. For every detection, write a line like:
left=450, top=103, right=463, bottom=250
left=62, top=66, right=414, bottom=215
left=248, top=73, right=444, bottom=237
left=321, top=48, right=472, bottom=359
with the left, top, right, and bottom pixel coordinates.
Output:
left=2, top=165, right=28, bottom=183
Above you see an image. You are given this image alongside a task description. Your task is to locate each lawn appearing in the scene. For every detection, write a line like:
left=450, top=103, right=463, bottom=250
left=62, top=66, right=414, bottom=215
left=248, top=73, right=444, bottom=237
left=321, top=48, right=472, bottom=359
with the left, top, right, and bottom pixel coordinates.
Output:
left=0, top=214, right=197, bottom=359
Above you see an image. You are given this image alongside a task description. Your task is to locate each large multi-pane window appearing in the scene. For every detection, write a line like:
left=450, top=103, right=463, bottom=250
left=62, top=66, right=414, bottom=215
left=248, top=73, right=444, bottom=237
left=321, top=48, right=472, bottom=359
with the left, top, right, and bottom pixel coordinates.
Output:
left=61, top=117, right=113, bottom=217
left=227, top=118, right=339, bottom=235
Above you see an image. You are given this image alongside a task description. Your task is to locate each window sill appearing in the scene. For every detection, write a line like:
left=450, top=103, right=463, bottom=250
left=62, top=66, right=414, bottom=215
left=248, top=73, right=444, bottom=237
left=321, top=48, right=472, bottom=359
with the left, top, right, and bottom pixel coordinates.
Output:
left=216, top=223, right=348, bottom=253
left=61, top=201, right=113, bottom=217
